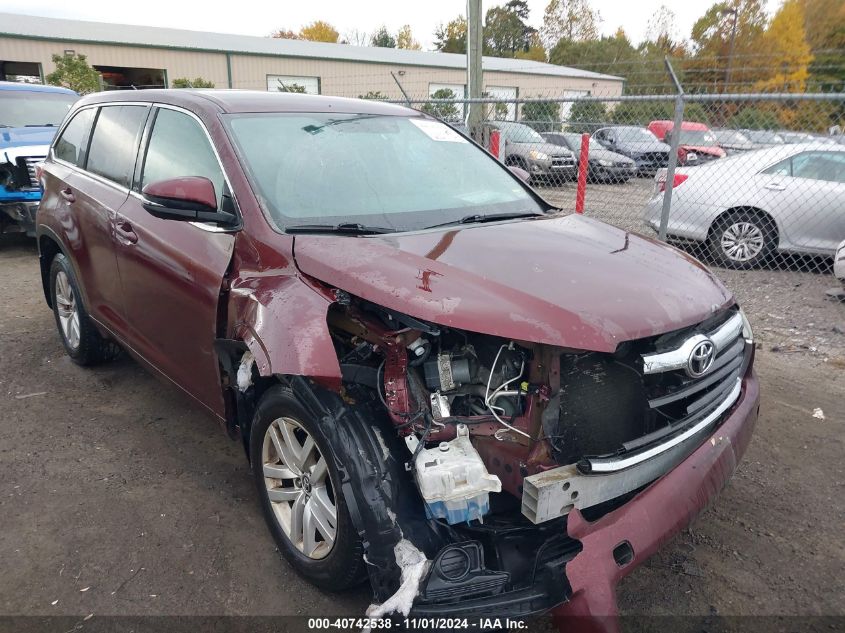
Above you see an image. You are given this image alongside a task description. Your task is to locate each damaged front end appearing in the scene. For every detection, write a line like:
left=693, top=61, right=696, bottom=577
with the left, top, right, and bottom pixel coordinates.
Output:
left=276, top=291, right=758, bottom=621
left=0, top=146, right=46, bottom=236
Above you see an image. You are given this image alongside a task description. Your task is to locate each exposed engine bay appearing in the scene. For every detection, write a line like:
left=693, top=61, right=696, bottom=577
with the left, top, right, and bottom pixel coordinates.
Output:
left=324, top=293, right=751, bottom=528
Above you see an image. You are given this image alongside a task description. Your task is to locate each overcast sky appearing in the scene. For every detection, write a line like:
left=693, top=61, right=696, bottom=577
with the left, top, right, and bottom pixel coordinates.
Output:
left=3, top=0, right=777, bottom=49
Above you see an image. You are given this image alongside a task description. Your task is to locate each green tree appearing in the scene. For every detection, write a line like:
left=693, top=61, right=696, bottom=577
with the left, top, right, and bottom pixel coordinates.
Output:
left=800, top=0, right=845, bottom=91
left=515, top=32, right=547, bottom=61
left=541, top=0, right=602, bottom=49
left=358, top=90, right=388, bottom=100
left=521, top=100, right=561, bottom=131
left=566, top=100, right=607, bottom=133
left=421, top=88, right=459, bottom=121
left=728, top=106, right=781, bottom=129
left=434, top=16, right=468, bottom=54
left=688, top=0, right=768, bottom=90
left=45, top=53, right=101, bottom=95
left=484, top=1, right=535, bottom=58
left=609, top=101, right=674, bottom=125
left=270, top=28, right=300, bottom=39
left=396, top=25, right=421, bottom=50
left=277, top=80, right=306, bottom=93
left=371, top=26, right=397, bottom=48
left=171, top=77, right=215, bottom=88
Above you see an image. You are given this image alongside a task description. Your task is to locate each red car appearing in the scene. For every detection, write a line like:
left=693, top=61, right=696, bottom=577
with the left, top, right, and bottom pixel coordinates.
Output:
left=648, top=120, right=726, bottom=165
left=36, top=90, right=759, bottom=628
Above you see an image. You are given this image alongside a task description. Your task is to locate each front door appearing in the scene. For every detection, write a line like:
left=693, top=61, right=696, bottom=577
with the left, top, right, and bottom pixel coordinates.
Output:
left=113, top=106, right=237, bottom=417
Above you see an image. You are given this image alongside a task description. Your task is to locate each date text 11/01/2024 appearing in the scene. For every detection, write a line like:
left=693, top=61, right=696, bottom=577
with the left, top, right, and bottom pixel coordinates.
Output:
left=307, top=618, right=529, bottom=629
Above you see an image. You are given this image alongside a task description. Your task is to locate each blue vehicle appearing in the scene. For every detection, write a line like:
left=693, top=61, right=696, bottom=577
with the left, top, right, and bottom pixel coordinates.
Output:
left=1, top=81, right=78, bottom=235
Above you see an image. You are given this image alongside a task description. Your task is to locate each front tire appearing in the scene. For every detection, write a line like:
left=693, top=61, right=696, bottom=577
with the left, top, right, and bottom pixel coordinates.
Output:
left=49, top=253, right=119, bottom=365
left=709, top=211, right=777, bottom=269
left=250, top=385, right=365, bottom=592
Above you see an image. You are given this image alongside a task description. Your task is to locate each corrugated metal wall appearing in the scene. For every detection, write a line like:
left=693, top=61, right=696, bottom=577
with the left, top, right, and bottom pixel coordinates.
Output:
left=0, top=36, right=623, bottom=99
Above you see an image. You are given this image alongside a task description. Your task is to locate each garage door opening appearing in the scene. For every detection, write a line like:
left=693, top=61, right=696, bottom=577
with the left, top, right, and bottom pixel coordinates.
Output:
left=94, top=65, right=165, bottom=90
left=1, top=60, right=41, bottom=83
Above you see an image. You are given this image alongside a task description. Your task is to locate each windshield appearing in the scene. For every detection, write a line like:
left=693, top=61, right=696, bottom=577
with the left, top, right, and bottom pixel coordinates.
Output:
left=613, top=127, right=660, bottom=142
left=561, top=133, right=603, bottom=151
left=0, top=90, right=77, bottom=127
left=497, top=122, right=545, bottom=144
left=713, top=129, right=751, bottom=145
left=677, top=129, right=717, bottom=145
left=745, top=130, right=785, bottom=144
left=226, top=113, right=544, bottom=232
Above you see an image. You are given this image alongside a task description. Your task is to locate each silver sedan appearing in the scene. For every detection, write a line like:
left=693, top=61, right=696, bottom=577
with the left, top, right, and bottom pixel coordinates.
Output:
left=643, top=144, right=845, bottom=268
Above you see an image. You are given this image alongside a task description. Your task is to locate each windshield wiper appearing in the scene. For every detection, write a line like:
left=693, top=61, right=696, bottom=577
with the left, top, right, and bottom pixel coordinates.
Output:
left=24, top=123, right=57, bottom=127
left=284, top=222, right=395, bottom=235
left=426, top=211, right=545, bottom=230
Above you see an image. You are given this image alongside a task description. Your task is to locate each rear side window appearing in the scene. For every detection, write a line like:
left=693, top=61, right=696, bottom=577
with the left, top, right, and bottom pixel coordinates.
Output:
left=54, top=108, right=96, bottom=166
left=140, top=108, right=225, bottom=206
left=86, top=105, right=148, bottom=187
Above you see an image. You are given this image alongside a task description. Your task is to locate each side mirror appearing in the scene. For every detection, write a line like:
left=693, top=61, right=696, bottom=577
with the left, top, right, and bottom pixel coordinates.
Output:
left=141, top=176, right=236, bottom=226
left=509, top=165, right=530, bottom=182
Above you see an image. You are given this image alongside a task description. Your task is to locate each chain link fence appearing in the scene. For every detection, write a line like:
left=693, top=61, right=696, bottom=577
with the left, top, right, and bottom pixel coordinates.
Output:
left=391, top=82, right=845, bottom=356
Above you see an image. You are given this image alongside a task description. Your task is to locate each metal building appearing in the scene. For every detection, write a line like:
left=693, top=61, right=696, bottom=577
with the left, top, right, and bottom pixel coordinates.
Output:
left=0, top=12, right=622, bottom=118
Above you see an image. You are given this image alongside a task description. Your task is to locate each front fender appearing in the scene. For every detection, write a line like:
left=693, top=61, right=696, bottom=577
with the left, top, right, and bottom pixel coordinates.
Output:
left=227, top=273, right=343, bottom=390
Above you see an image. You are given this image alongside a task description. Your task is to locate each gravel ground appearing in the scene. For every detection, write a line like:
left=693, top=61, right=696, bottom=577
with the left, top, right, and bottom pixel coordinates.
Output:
left=1, top=232, right=843, bottom=633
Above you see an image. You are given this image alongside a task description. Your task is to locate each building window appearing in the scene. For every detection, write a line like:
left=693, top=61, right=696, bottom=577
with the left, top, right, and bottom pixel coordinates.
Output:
left=485, top=86, right=518, bottom=121
left=267, top=75, right=320, bottom=94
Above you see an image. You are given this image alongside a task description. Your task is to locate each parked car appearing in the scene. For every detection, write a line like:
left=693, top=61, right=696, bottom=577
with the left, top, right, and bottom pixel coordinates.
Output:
left=835, top=239, right=845, bottom=291
left=542, top=132, right=636, bottom=182
left=644, top=144, right=845, bottom=268
left=778, top=130, right=836, bottom=145
left=648, top=120, right=726, bottom=165
left=592, top=126, right=670, bottom=175
left=741, top=129, right=785, bottom=146
left=0, top=81, right=78, bottom=235
left=711, top=128, right=760, bottom=154
left=485, top=121, right=576, bottom=182
left=38, top=90, right=759, bottom=624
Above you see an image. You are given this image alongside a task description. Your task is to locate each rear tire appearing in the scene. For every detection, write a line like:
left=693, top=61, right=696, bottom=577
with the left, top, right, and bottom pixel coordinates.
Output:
left=49, top=253, right=120, bottom=366
left=709, top=211, right=777, bottom=269
left=250, top=385, right=366, bottom=592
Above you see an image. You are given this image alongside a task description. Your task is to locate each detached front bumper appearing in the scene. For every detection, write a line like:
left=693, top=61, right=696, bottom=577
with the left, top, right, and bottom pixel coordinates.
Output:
left=553, top=370, right=759, bottom=632
left=410, top=371, right=760, bottom=629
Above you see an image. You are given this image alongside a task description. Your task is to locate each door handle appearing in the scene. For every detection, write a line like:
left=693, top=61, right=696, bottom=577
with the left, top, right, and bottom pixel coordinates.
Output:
left=115, top=219, right=138, bottom=244
left=764, top=182, right=786, bottom=191
left=60, top=187, right=75, bottom=203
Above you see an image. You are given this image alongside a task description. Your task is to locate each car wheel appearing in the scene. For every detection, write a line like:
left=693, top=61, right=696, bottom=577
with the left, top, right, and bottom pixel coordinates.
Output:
left=709, top=211, right=777, bottom=269
left=49, top=253, right=120, bottom=365
left=250, top=385, right=365, bottom=591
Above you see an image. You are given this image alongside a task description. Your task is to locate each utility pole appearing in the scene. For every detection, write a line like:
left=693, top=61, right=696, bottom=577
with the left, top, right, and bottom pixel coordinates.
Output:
left=722, top=6, right=739, bottom=89
left=466, top=0, right=483, bottom=137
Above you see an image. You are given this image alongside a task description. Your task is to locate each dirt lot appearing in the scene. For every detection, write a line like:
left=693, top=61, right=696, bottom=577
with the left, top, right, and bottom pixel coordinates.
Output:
left=1, top=232, right=843, bottom=632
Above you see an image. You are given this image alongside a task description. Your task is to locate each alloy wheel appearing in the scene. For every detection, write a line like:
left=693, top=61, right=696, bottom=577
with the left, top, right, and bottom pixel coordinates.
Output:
left=720, top=221, right=765, bottom=263
left=262, top=417, right=337, bottom=560
left=55, top=270, right=80, bottom=350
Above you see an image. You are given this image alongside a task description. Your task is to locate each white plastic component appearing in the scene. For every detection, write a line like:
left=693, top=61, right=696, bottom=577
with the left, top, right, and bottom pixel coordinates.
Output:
left=405, top=424, right=501, bottom=524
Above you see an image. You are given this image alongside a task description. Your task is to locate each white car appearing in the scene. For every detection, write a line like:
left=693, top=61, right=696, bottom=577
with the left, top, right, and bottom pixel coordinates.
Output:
left=835, top=239, right=845, bottom=289
left=644, top=144, right=845, bottom=268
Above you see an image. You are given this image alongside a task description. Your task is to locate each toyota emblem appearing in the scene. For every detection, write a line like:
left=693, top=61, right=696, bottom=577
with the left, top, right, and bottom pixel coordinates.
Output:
left=687, top=339, right=715, bottom=378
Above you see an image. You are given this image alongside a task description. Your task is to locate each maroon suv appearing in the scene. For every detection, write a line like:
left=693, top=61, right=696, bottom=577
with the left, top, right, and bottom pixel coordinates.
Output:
left=36, top=90, right=759, bottom=628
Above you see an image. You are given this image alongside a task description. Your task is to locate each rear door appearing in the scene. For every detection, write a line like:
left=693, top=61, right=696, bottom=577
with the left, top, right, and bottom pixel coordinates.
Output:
left=47, top=104, right=149, bottom=339
left=113, top=105, right=237, bottom=417
left=759, top=151, right=845, bottom=254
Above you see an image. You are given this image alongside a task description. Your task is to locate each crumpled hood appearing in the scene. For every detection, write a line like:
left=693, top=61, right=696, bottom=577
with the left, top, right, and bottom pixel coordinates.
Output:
left=293, top=215, right=733, bottom=352
left=682, top=144, right=726, bottom=158
left=0, top=126, right=58, bottom=150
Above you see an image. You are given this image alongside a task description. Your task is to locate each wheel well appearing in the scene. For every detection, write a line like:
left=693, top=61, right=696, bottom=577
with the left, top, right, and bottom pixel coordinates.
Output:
left=38, top=235, right=62, bottom=308
left=505, top=155, right=526, bottom=167
left=709, top=206, right=780, bottom=245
